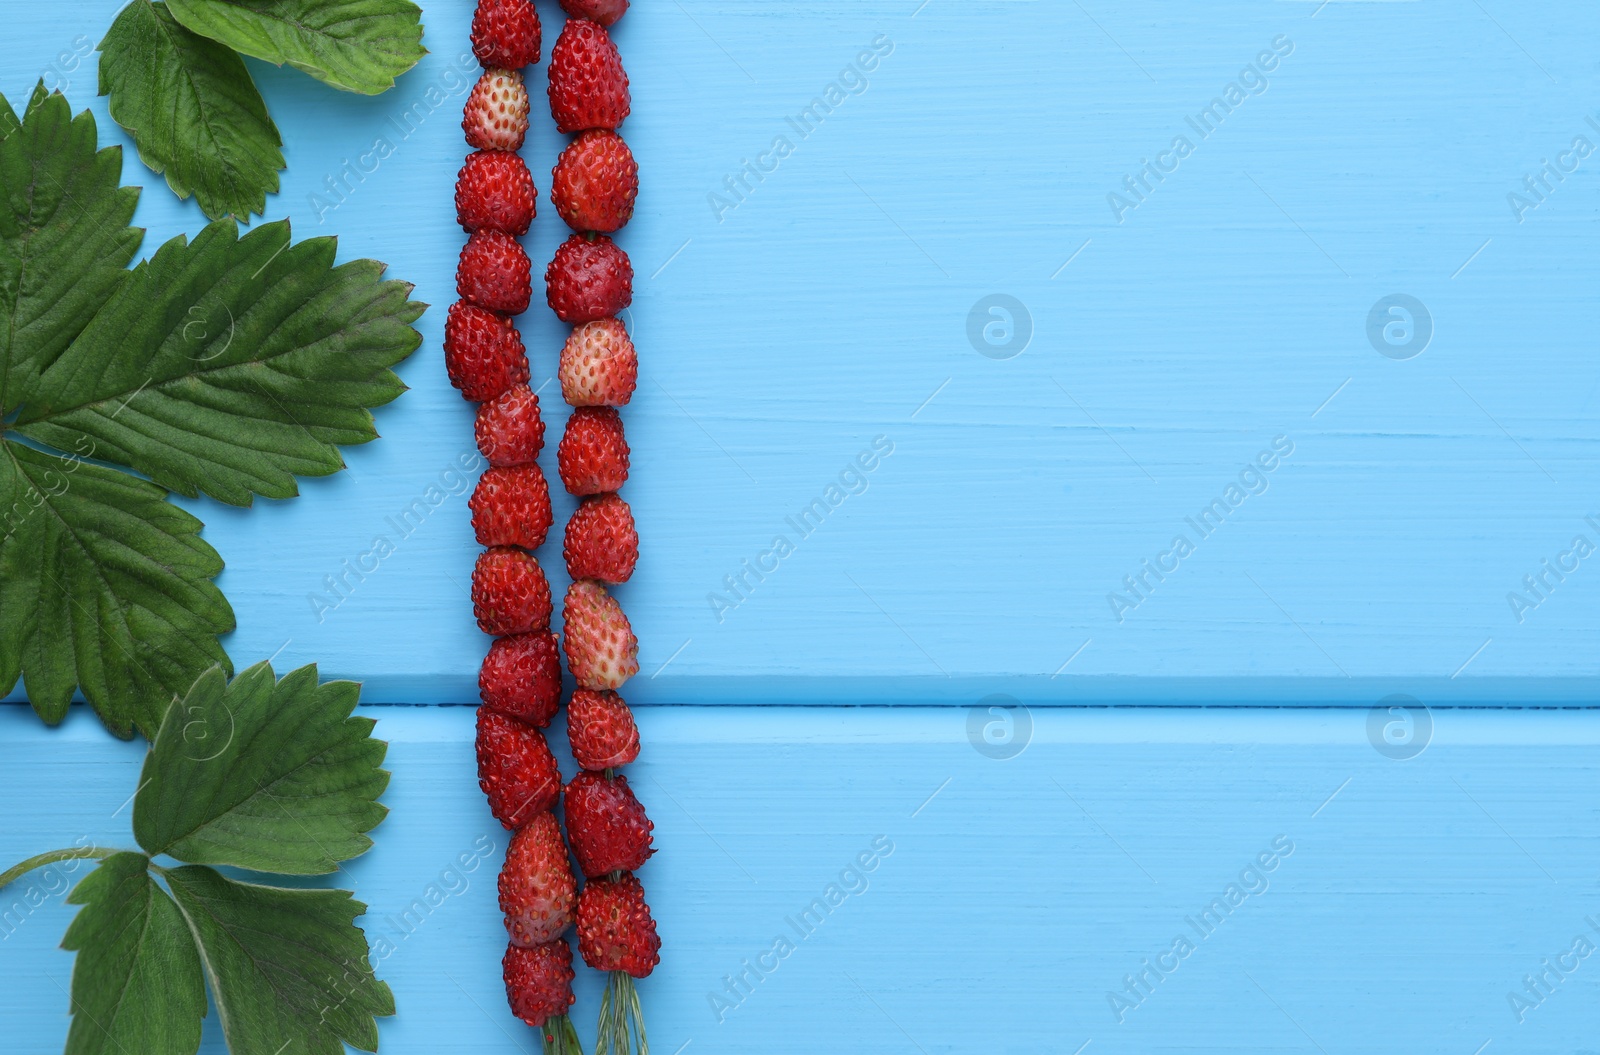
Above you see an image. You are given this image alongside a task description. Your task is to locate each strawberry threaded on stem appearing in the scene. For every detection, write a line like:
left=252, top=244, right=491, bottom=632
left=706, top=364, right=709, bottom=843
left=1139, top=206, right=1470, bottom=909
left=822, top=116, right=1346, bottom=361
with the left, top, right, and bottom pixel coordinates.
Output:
left=462, top=0, right=591, bottom=1042
left=538, top=5, right=655, bottom=1052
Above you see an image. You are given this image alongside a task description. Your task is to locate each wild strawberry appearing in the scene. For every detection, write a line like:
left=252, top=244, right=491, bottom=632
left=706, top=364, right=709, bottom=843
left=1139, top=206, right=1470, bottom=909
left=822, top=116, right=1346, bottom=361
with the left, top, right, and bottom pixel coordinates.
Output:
left=562, top=579, right=639, bottom=689
left=559, top=0, right=627, bottom=28
left=575, top=873, right=660, bottom=977
left=558, top=318, right=636, bottom=407
left=558, top=406, right=629, bottom=495
left=477, top=708, right=561, bottom=828
left=548, top=20, right=630, bottom=134
left=472, top=0, right=542, bottom=68
left=456, top=150, right=536, bottom=236
left=500, top=812, right=577, bottom=945
left=551, top=130, right=638, bottom=233
left=546, top=234, right=632, bottom=324
left=565, top=770, right=653, bottom=876
left=470, top=464, right=553, bottom=549
left=464, top=67, right=530, bottom=150
left=504, top=939, right=576, bottom=1026
left=567, top=688, right=639, bottom=770
left=476, top=384, right=545, bottom=467
left=473, top=547, right=552, bottom=636
left=444, top=302, right=530, bottom=403
left=458, top=230, right=532, bottom=314
left=564, top=493, right=637, bottom=583
left=481, top=630, right=563, bottom=726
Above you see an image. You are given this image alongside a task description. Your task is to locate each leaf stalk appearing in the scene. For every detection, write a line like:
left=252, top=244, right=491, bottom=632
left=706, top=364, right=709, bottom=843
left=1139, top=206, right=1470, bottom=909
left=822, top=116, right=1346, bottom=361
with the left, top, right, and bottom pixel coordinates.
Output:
left=595, top=970, right=647, bottom=1055
left=541, top=1011, right=584, bottom=1055
left=0, top=845, right=117, bottom=890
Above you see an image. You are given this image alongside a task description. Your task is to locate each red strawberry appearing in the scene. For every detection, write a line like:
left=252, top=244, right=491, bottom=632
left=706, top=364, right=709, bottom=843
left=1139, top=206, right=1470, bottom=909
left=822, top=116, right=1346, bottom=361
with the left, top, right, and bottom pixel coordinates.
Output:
left=472, top=0, right=542, bottom=68
left=551, top=130, right=638, bottom=234
left=500, top=812, right=577, bottom=945
left=473, top=547, right=552, bottom=636
left=444, top=302, right=530, bottom=402
left=562, top=579, right=639, bottom=689
left=477, top=708, right=561, bottom=828
left=456, top=150, right=536, bottom=236
left=464, top=67, right=530, bottom=151
left=481, top=630, right=563, bottom=726
left=476, top=384, right=545, bottom=467
left=567, top=688, right=640, bottom=770
left=470, top=464, right=553, bottom=548
left=459, top=230, right=532, bottom=314
left=565, top=770, right=653, bottom=876
left=564, top=493, right=637, bottom=583
left=558, top=318, right=636, bottom=407
left=547, top=19, right=631, bottom=135
left=557, top=406, right=629, bottom=495
left=559, top=0, right=628, bottom=28
left=546, top=234, right=632, bottom=324
left=504, top=939, right=576, bottom=1026
left=575, top=873, right=660, bottom=977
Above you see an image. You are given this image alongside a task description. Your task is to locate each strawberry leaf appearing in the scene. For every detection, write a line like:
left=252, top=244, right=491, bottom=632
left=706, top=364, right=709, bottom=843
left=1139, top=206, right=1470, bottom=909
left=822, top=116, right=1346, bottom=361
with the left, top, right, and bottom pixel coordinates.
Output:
left=14, top=218, right=425, bottom=506
left=0, top=441, right=233, bottom=737
left=0, top=85, right=143, bottom=416
left=0, top=88, right=421, bottom=736
left=165, top=0, right=427, bottom=96
left=164, top=865, right=394, bottom=1055
left=60, top=852, right=207, bottom=1055
left=98, top=0, right=285, bottom=221
left=134, top=662, right=389, bottom=875
left=41, top=670, right=394, bottom=1053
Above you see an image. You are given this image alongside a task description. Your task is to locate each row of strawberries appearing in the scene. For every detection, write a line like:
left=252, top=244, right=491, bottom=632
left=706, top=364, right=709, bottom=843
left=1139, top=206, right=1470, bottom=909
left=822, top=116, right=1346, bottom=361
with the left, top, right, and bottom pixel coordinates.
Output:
left=446, top=1, right=655, bottom=1052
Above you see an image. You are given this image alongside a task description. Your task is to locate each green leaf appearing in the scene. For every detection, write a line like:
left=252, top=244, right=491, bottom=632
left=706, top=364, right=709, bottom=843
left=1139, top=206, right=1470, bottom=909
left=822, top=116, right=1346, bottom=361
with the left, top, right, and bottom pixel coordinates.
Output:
left=166, top=0, right=426, bottom=95
left=165, top=865, right=394, bottom=1055
left=98, top=0, right=284, bottom=221
left=15, top=218, right=425, bottom=506
left=0, top=441, right=233, bottom=737
left=43, top=665, right=396, bottom=1052
left=61, top=852, right=208, bottom=1055
left=134, top=661, right=389, bottom=874
left=0, top=85, right=142, bottom=416
left=0, top=85, right=422, bottom=738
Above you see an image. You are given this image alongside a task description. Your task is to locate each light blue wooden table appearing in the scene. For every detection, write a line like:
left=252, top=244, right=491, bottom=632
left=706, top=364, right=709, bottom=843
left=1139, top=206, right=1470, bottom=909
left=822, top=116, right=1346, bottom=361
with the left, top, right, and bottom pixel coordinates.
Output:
left=6, top=1, right=1600, bottom=1052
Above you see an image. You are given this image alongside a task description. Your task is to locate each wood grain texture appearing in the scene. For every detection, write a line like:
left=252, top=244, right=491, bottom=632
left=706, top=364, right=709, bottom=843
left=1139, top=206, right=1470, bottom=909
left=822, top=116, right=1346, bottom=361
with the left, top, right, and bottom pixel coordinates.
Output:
left=3, top=704, right=1599, bottom=1053
left=7, top=0, right=1600, bottom=703
left=5, top=2, right=1600, bottom=1050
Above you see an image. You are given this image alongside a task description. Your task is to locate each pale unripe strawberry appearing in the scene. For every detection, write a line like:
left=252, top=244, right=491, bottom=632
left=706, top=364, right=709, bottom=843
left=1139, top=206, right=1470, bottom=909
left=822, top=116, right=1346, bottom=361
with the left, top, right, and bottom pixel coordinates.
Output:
left=464, top=67, right=530, bottom=150
left=558, top=318, right=636, bottom=407
left=562, top=579, right=639, bottom=689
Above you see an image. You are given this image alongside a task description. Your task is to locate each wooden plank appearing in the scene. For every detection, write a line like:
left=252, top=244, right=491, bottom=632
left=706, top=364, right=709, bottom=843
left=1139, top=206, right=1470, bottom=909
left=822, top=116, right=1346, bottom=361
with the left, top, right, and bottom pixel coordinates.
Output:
left=6, top=1, right=1600, bottom=703
left=5, top=0, right=1600, bottom=1051
left=3, top=704, right=1598, bottom=1052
